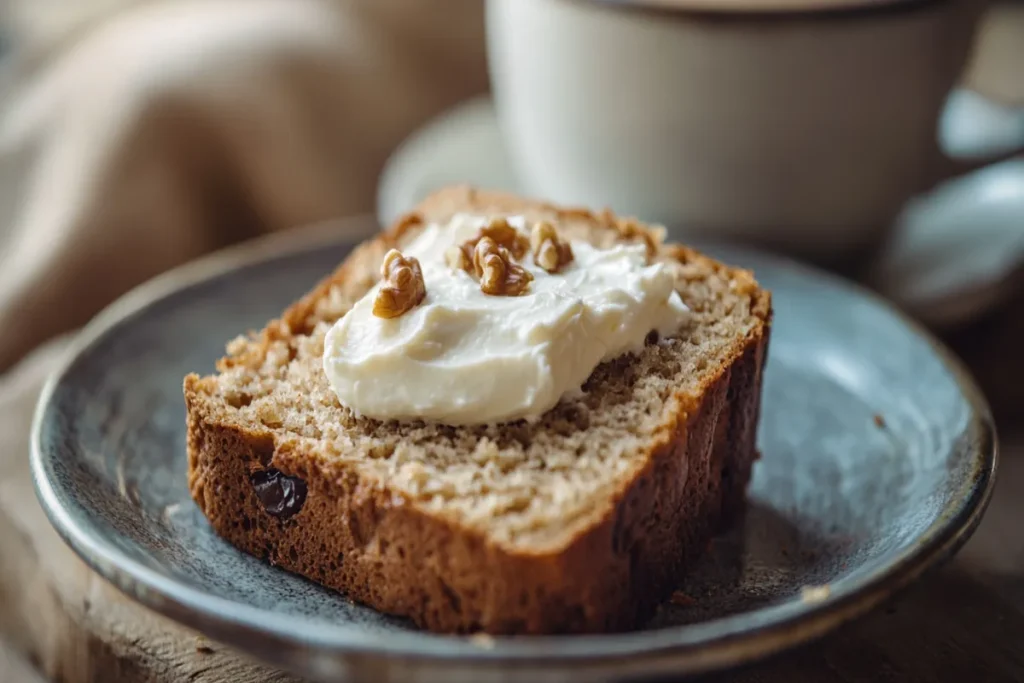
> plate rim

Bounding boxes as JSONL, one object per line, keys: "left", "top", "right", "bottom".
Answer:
{"left": 30, "top": 220, "right": 999, "bottom": 677}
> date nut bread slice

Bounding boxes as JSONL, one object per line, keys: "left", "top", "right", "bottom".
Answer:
{"left": 184, "top": 187, "right": 772, "bottom": 634}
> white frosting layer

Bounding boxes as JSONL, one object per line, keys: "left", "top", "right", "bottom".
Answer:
{"left": 322, "top": 214, "right": 689, "bottom": 425}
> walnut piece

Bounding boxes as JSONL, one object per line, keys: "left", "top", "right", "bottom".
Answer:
{"left": 372, "top": 249, "right": 426, "bottom": 318}
{"left": 473, "top": 236, "right": 533, "bottom": 296}
{"left": 529, "top": 220, "right": 574, "bottom": 273}
{"left": 476, "top": 217, "right": 530, "bottom": 260}
{"left": 444, "top": 217, "right": 534, "bottom": 295}
{"left": 445, "top": 218, "right": 530, "bottom": 273}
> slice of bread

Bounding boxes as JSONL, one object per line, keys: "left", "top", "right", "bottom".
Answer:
{"left": 184, "top": 187, "right": 772, "bottom": 634}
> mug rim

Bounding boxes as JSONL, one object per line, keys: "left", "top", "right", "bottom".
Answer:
{"left": 562, "top": 0, "right": 951, "bottom": 19}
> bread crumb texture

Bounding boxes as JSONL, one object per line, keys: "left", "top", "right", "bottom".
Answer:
{"left": 184, "top": 187, "right": 771, "bottom": 633}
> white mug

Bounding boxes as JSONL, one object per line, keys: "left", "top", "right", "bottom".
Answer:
{"left": 486, "top": 0, "right": 1022, "bottom": 258}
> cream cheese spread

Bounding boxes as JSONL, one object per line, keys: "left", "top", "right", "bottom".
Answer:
{"left": 322, "top": 214, "right": 689, "bottom": 425}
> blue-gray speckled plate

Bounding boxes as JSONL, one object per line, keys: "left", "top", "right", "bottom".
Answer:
{"left": 31, "top": 218, "right": 997, "bottom": 683}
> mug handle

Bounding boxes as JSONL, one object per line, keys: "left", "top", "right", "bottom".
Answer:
{"left": 868, "top": 83, "right": 1024, "bottom": 328}
{"left": 928, "top": 2, "right": 1024, "bottom": 186}
{"left": 866, "top": 3, "right": 1024, "bottom": 328}
{"left": 932, "top": 88, "right": 1024, "bottom": 183}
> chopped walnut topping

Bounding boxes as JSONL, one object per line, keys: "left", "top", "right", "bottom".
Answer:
{"left": 477, "top": 217, "right": 530, "bottom": 260}
{"left": 372, "top": 249, "right": 426, "bottom": 318}
{"left": 529, "top": 220, "right": 574, "bottom": 273}
{"left": 474, "top": 236, "right": 533, "bottom": 296}
{"left": 444, "top": 218, "right": 534, "bottom": 295}
{"left": 444, "top": 218, "right": 528, "bottom": 275}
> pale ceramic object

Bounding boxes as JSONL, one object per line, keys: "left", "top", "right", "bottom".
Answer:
{"left": 32, "top": 224, "right": 995, "bottom": 682}
{"left": 941, "top": 89, "right": 1024, "bottom": 159}
{"left": 376, "top": 96, "right": 1024, "bottom": 327}
{"left": 485, "top": 0, "right": 1018, "bottom": 257}
{"left": 868, "top": 158, "right": 1024, "bottom": 327}
{"left": 584, "top": 0, "right": 924, "bottom": 10}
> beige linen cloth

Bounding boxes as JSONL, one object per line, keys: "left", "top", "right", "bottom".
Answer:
{"left": 0, "top": 7, "right": 483, "bottom": 674}
{"left": 0, "top": 0, "right": 486, "bottom": 375}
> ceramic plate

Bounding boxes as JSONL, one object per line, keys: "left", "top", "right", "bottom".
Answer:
{"left": 31, "top": 219, "right": 997, "bottom": 683}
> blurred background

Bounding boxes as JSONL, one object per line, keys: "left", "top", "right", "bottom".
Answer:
{"left": 0, "top": 0, "right": 1022, "bottom": 681}
{"left": 0, "top": 0, "right": 1022, "bottom": 407}
{"left": 0, "top": 0, "right": 1022, "bottom": 412}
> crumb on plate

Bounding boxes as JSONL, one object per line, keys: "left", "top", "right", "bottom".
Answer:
{"left": 800, "top": 584, "right": 832, "bottom": 603}
{"left": 469, "top": 633, "right": 496, "bottom": 649}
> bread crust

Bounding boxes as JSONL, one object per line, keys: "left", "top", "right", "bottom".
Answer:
{"left": 185, "top": 187, "right": 771, "bottom": 634}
